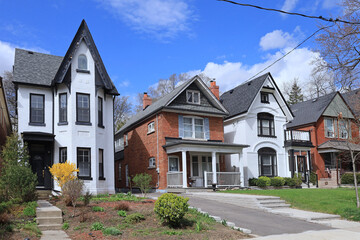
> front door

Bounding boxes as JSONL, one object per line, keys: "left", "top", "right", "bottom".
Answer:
{"left": 29, "top": 143, "right": 52, "bottom": 189}
{"left": 297, "top": 156, "right": 307, "bottom": 182}
{"left": 191, "top": 155, "right": 219, "bottom": 187}
{"left": 31, "top": 153, "right": 45, "bottom": 186}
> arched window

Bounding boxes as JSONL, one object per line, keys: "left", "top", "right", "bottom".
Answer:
{"left": 257, "top": 113, "right": 275, "bottom": 136}
{"left": 78, "top": 54, "right": 87, "bottom": 70}
{"left": 258, "top": 147, "right": 277, "bottom": 177}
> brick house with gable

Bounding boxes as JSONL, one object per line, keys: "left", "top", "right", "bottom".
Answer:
{"left": 115, "top": 76, "right": 249, "bottom": 191}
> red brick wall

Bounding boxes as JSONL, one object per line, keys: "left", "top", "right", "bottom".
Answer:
{"left": 119, "top": 111, "right": 225, "bottom": 190}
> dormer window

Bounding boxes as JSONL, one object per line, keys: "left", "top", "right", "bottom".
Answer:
{"left": 261, "top": 92, "right": 269, "bottom": 103}
{"left": 78, "top": 54, "right": 87, "bottom": 70}
{"left": 148, "top": 121, "right": 155, "bottom": 134}
{"left": 186, "top": 90, "right": 200, "bottom": 104}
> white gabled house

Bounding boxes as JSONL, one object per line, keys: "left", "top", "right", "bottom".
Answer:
{"left": 220, "top": 73, "right": 314, "bottom": 186}
{"left": 13, "top": 20, "right": 119, "bottom": 194}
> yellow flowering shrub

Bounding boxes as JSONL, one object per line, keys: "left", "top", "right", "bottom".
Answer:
{"left": 49, "top": 161, "right": 79, "bottom": 189}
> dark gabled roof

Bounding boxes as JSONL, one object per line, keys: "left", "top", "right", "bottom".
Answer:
{"left": 116, "top": 76, "right": 228, "bottom": 135}
{"left": 13, "top": 49, "right": 63, "bottom": 86}
{"left": 287, "top": 92, "right": 337, "bottom": 128}
{"left": 342, "top": 89, "right": 360, "bottom": 117}
{"left": 53, "top": 20, "right": 118, "bottom": 95}
{"left": 318, "top": 140, "right": 360, "bottom": 152}
{"left": 220, "top": 72, "right": 272, "bottom": 119}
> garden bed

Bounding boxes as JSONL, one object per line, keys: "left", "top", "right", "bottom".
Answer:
{"left": 52, "top": 193, "right": 250, "bottom": 239}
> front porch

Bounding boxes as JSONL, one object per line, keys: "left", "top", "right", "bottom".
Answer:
{"left": 163, "top": 138, "right": 249, "bottom": 189}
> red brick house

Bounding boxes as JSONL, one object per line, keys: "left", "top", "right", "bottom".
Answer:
{"left": 0, "top": 77, "right": 12, "bottom": 164}
{"left": 115, "top": 76, "right": 248, "bottom": 191}
{"left": 287, "top": 92, "right": 360, "bottom": 186}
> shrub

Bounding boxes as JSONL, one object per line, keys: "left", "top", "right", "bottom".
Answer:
{"left": 294, "top": 173, "right": 303, "bottom": 187}
{"left": 83, "top": 191, "right": 92, "bottom": 206}
{"left": 248, "top": 178, "right": 258, "bottom": 186}
{"left": 0, "top": 201, "right": 13, "bottom": 214}
{"left": 62, "top": 222, "right": 69, "bottom": 230}
{"left": 117, "top": 210, "right": 127, "bottom": 217}
{"left": 342, "top": 208, "right": 360, "bottom": 221}
{"left": 23, "top": 201, "right": 37, "bottom": 217}
{"left": 115, "top": 201, "right": 130, "bottom": 211}
{"left": 132, "top": 173, "right": 152, "bottom": 197}
{"left": 62, "top": 179, "right": 84, "bottom": 217}
{"left": 91, "top": 222, "right": 104, "bottom": 231}
{"left": 124, "top": 213, "right": 145, "bottom": 224}
{"left": 154, "top": 193, "right": 189, "bottom": 227}
{"left": 49, "top": 161, "right": 79, "bottom": 189}
{"left": 341, "top": 173, "right": 360, "bottom": 184}
{"left": 270, "top": 177, "right": 285, "bottom": 187}
{"left": 284, "top": 177, "right": 295, "bottom": 187}
{"left": 256, "top": 176, "right": 271, "bottom": 187}
{"left": 103, "top": 227, "right": 122, "bottom": 236}
{"left": 92, "top": 206, "right": 104, "bottom": 212}
{"left": 310, "top": 172, "right": 317, "bottom": 185}
{"left": 0, "top": 133, "right": 38, "bottom": 202}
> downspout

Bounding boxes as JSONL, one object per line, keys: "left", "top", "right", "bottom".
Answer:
{"left": 156, "top": 113, "right": 160, "bottom": 189}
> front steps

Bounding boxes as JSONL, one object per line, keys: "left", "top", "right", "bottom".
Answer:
{"left": 36, "top": 200, "right": 63, "bottom": 231}
{"left": 257, "top": 197, "right": 290, "bottom": 209}
{"left": 37, "top": 190, "right": 53, "bottom": 200}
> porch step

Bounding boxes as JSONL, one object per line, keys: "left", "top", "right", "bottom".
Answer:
{"left": 318, "top": 178, "right": 338, "bottom": 189}
{"left": 36, "top": 216, "right": 63, "bottom": 225}
{"left": 37, "top": 190, "right": 53, "bottom": 200}
{"left": 38, "top": 224, "right": 62, "bottom": 231}
{"left": 36, "top": 200, "right": 63, "bottom": 231}
{"left": 167, "top": 188, "right": 186, "bottom": 193}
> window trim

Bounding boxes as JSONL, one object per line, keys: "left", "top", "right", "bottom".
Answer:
{"left": 147, "top": 121, "right": 155, "bottom": 134}
{"left": 258, "top": 148, "right": 277, "bottom": 177}
{"left": 257, "top": 113, "right": 276, "bottom": 137}
{"left": 59, "top": 93, "right": 68, "bottom": 124}
{"left": 260, "top": 92, "right": 270, "bottom": 104}
{"left": 186, "top": 90, "right": 201, "bottom": 104}
{"left": 339, "top": 119, "right": 350, "bottom": 139}
{"left": 76, "top": 93, "right": 91, "bottom": 125}
{"left": 149, "top": 157, "right": 156, "bottom": 169}
{"left": 59, "top": 147, "right": 67, "bottom": 163}
{"left": 168, "top": 156, "right": 180, "bottom": 172}
{"left": 99, "top": 148, "right": 105, "bottom": 180}
{"left": 98, "top": 97, "right": 104, "bottom": 128}
{"left": 324, "top": 117, "right": 337, "bottom": 138}
{"left": 77, "top": 147, "right": 92, "bottom": 180}
{"left": 78, "top": 54, "right": 88, "bottom": 71}
{"left": 125, "top": 134, "right": 128, "bottom": 147}
{"left": 183, "top": 116, "right": 205, "bottom": 140}
{"left": 29, "top": 93, "right": 45, "bottom": 125}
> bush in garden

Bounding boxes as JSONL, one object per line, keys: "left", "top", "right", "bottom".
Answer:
{"left": 256, "top": 176, "right": 271, "bottom": 187}
{"left": 91, "top": 222, "right": 104, "bottom": 231}
{"left": 92, "top": 206, "right": 104, "bottom": 212}
{"left": 62, "top": 179, "right": 84, "bottom": 217}
{"left": 154, "top": 193, "right": 189, "bottom": 227}
{"left": 103, "top": 227, "right": 122, "bottom": 236}
{"left": 117, "top": 210, "right": 127, "bottom": 217}
{"left": 0, "top": 133, "right": 38, "bottom": 202}
{"left": 82, "top": 191, "right": 92, "bottom": 206}
{"left": 248, "top": 178, "right": 258, "bottom": 186}
{"left": 270, "top": 177, "right": 285, "bottom": 187}
{"left": 114, "top": 201, "right": 130, "bottom": 211}
{"left": 310, "top": 172, "right": 317, "bottom": 185}
{"left": 294, "top": 173, "right": 303, "bottom": 187}
{"left": 284, "top": 177, "right": 295, "bottom": 187}
{"left": 340, "top": 173, "right": 360, "bottom": 184}
{"left": 49, "top": 161, "right": 79, "bottom": 189}
{"left": 132, "top": 173, "right": 152, "bottom": 197}
{"left": 22, "top": 201, "right": 37, "bottom": 217}
{"left": 124, "top": 213, "right": 145, "bottom": 224}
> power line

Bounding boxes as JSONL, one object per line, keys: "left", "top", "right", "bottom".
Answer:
{"left": 218, "top": 0, "right": 360, "bottom": 25}
{"left": 247, "top": 24, "right": 335, "bottom": 82}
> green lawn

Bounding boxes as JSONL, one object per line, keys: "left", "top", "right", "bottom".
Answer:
{"left": 222, "top": 188, "right": 360, "bottom": 221}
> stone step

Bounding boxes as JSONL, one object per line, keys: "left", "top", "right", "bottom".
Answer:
{"left": 262, "top": 203, "right": 291, "bottom": 208}
{"left": 259, "top": 200, "right": 286, "bottom": 205}
{"left": 36, "top": 216, "right": 63, "bottom": 225}
{"left": 38, "top": 224, "right": 62, "bottom": 231}
{"left": 256, "top": 197, "right": 281, "bottom": 201}
{"left": 37, "top": 208, "right": 62, "bottom": 218}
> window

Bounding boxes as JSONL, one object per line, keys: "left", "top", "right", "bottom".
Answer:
{"left": 257, "top": 113, "right": 275, "bottom": 136}
{"left": 261, "top": 92, "right": 269, "bottom": 103}
{"left": 149, "top": 157, "right": 156, "bottom": 168}
{"left": 59, "top": 147, "right": 67, "bottom": 163}
{"left": 183, "top": 117, "right": 205, "bottom": 139}
{"left": 125, "top": 134, "right": 128, "bottom": 146}
{"left": 98, "top": 97, "right": 103, "bottom": 127}
{"left": 76, "top": 93, "right": 90, "bottom": 123}
{"left": 30, "top": 94, "right": 44, "bottom": 124}
{"left": 118, "top": 163, "right": 121, "bottom": 181}
{"left": 192, "top": 156, "right": 199, "bottom": 176}
{"left": 78, "top": 54, "right": 87, "bottom": 70}
{"left": 99, "top": 149, "right": 104, "bottom": 180}
{"left": 168, "top": 156, "right": 179, "bottom": 172}
{"left": 258, "top": 148, "right": 277, "bottom": 177}
{"left": 59, "top": 93, "right": 67, "bottom": 123}
{"left": 325, "top": 118, "right": 337, "bottom": 138}
{"left": 339, "top": 119, "right": 350, "bottom": 139}
{"left": 77, "top": 148, "right": 91, "bottom": 179}
{"left": 148, "top": 122, "right": 155, "bottom": 134}
{"left": 186, "top": 90, "right": 200, "bottom": 104}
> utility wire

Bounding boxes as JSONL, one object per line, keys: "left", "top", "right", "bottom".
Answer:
{"left": 247, "top": 24, "right": 335, "bottom": 82}
{"left": 218, "top": 0, "right": 360, "bottom": 25}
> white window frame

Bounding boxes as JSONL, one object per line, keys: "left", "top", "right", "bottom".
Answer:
{"left": 148, "top": 121, "right": 155, "bottom": 134}
{"left": 125, "top": 134, "right": 128, "bottom": 147}
{"left": 186, "top": 90, "right": 200, "bottom": 104}
{"left": 78, "top": 54, "right": 88, "bottom": 70}
{"left": 183, "top": 116, "right": 205, "bottom": 140}
{"left": 149, "top": 157, "right": 156, "bottom": 168}
{"left": 325, "top": 118, "right": 337, "bottom": 138}
{"left": 168, "top": 156, "right": 180, "bottom": 172}
{"left": 339, "top": 119, "right": 350, "bottom": 139}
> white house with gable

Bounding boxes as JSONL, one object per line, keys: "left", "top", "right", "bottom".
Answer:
{"left": 13, "top": 20, "right": 119, "bottom": 194}
{"left": 220, "top": 73, "right": 314, "bottom": 186}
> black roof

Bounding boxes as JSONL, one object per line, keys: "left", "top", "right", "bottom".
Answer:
{"left": 287, "top": 92, "right": 337, "bottom": 128}
{"left": 13, "top": 49, "right": 63, "bottom": 86}
{"left": 342, "top": 89, "right": 360, "bottom": 117}
{"left": 163, "top": 138, "right": 249, "bottom": 149}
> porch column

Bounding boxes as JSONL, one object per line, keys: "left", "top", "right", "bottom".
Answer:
{"left": 306, "top": 150, "right": 311, "bottom": 187}
{"left": 212, "top": 151, "right": 217, "bottom": 184}
{"left": 239, "top": 153, "right": 245, "bottom": 187}
{"left": 182, "top": 151, "right": 187, "bottom": 188}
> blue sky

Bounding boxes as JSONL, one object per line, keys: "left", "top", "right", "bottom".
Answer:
{"left": 0, "top": 0, "right": 341, "bottom": 105}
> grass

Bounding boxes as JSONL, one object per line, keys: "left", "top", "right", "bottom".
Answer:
{"left": 92, "top": 206, "right": 104, "bottom": 212}
{"left": 22, "top": 201, "right": 37, "bottom": 217}
{"left": 80, "top": 192, "right": 142, "bottom": 203}
{"left": 223, "top": 188, "right": 360, "bottom": 221}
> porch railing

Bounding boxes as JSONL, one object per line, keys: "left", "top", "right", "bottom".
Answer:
{"left": 204, "top": 171, "right": 241, "bottom": 188}
{"left": 285, "top": 130, "right": 311, "bottom": 142}
{"left": 167, "top": 171, "right": 183, "bottom": 188}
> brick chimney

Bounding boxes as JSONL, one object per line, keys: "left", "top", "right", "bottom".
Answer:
{"left": 209, "top": 80, "right": 219, "bottom": 100}
{"left": 143, "top": 92, "right": 152, "bottom": 109}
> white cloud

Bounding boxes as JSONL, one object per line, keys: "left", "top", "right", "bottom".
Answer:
{"left": 322, "top": 0, "right": 340, "bottom": 9}
{"left": 259, "top": 27, "right": 304, "bottom": 51}
{"left": 97, "top": 0, "right": 193, "bottom": 40}
{"left": 281, "top": 0, "right": 299, "bottom": 16}
{"left": 119, "top": 80, "right": 130, "bottom": 87}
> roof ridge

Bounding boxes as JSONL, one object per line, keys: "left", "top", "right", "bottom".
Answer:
{"left": 290, "top": 91, "right": 337, "bottom": 107}
{"left": 222, "top": 72, "right": 270, "bottom": 95}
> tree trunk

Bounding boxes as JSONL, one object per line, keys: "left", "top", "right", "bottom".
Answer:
{"left": 351, "top": 151, "right": 360, "bottom": 208}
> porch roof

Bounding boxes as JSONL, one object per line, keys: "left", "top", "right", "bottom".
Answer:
{"left": 317, "top": 140, "right": 360, "bottom": 153}
{"left": 163, "top": 138, "right": 249, "bottom": 154}
{"left": 22, "top": 132, "right": 55, "bottom": 142}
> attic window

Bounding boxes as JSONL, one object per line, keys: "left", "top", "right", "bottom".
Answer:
{"left": 78, "top": 54, "right": 88, "bottom": 70}
{"left": 186, "top": 90, "right": 200, "bottom": 104}
{"left": 261, "top": 92, "right": 269, "bottom": 103}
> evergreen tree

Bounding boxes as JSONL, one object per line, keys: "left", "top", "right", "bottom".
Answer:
{"left": 288, "top": 80, "right": 304, "bottom": 105}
